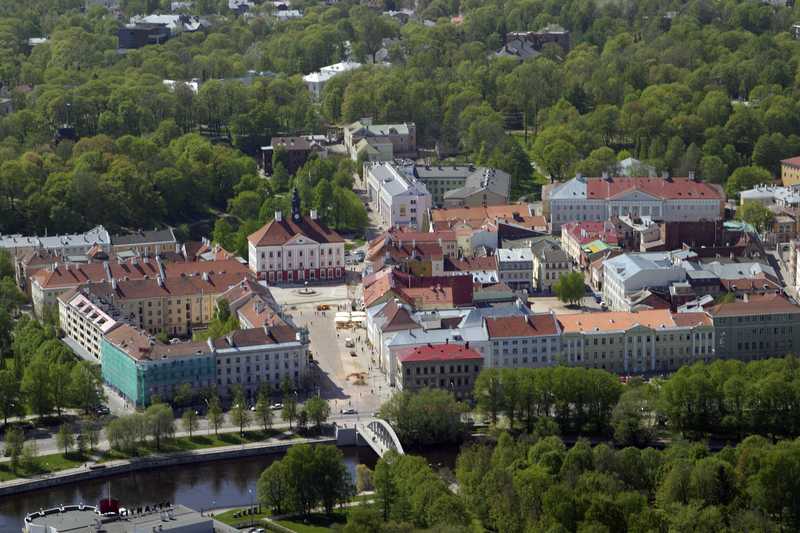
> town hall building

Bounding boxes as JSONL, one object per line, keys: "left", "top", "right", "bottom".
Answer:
{"left": 247, "top": 190, "right": 346, "bottom": 284}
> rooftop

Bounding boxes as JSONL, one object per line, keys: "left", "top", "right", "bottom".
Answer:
{"left": 497, "top": 248, "right": 533, "bottom": 262}
{"left": 485, "top": 314, "right": 560, "bottom": 338}
{"left": 558, "top": 309, "right": 679, "bottom": 333}
{"left": 397, "top": 343, "right": 482, "bottom": 363}
{"left": 248, "top": 214, "right": 344, "bottom": 246}
{"left": 111, "top": 228, "right": 177, "bottom": 247}
{"left": 104, "top": 324, "right": 210, "bottom": 362}
{"left": 0, "top": 225, "right": 110, "bottom": 251}
{"left": 707, "top": 293, "right": 800, "bottom": 317}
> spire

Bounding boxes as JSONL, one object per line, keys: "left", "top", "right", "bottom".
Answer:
{"left": 291, "top": 188, "right": 302, "bottom": 223}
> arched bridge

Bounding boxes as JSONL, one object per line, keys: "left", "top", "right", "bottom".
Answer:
{"left": 356, "top": 418, "right": 405, "bottom": 457}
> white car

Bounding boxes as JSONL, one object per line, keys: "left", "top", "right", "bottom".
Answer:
{"left": 344, "top": 337, "right": 355, "bottom": 348}
{"left": 270, "top": 403, "right": 283, "bottom": 410}
{"left": 341, "top": 408, "right": 357, "bottom": 415}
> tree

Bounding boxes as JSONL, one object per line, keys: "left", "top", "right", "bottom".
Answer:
{"left": 356, "top": 464, "right": 374, "bottom": 493}
{"left": 540, "top": 139, "right": 578, "bottom": 182}
{"left": 173, "top": 383, "right": 194, "bottom": 407}
{"left": 373, "top": 452, "right": 398, "bottom": 521}
{"left": 56, "top": 424, "right": 75, "bottom": 455}
{"left": 282, "top": 397, "right": 298, "bottom": 429}
{"left": 297, "top": 409, "right": 309, "bottom": 432}
{"left": 4, "top": 426, "right": 24, "bottom": 471}
{"left": 208, "top": 396, "right": 224, "bottom": 435}
{"left": 254, "top": 390, "right": 273, "bottom": 432}
{"left": 182, "top": 408, "right": 199, "bottom": 438}
{"left": 0, "top": 368, "right": 20, "bottom": 425}
{"left": 611, "top": 384, "right": 656, "bottom": 447}
{"left": 725, "top": 165, "right": 772, "bottom": 197}
{"left": 145, "top": 403, "right": 175, "bottom": 450}
{"left": 230, "top": 389, "right": 250, "bottom": 436}
{"left": 379, "top": 388, "right": 466, "bottom": 446}
{"left": 68, "top": 361, "right": 103, "bottom": 414}
{"left": 258, "top": 460, "right": 290, "bottom": 515}
{"left": 473, "top": 368, "right": 503, "bottom": 424}
{"left": 305, "top": 396, "right": 330, "bottom": 433}
{"left": 553, "top": 271, "right": 585, "bottom": 307}
{"left": 230, "top": 401, "right": 250, "bottom": 436}
{"left": 21, "top": 353, "right": 54, "bottom": 418}
{"left": 737, "top": 201, "right": 775, "bottom": 233}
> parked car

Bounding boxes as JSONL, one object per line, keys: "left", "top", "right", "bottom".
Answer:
{"left": 344, "top": 337, "right": 355, "bottom": 347}
{"left": 354, "top": 250, "right": 365, "bottom": 262}
{"left": 350, "top": 351, "right": 358, "bottom": 357}
{"left": 341, "top": 408, "right": 357, "bottom": 415}
{"left": 270, "top": 403, "right": 283, "bottom": 410}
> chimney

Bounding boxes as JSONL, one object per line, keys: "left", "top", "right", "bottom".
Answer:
{"left": 465, "top": 341, "right": 470, "bottom": 349}
{"left": 602, "top": 171, "right": 610, "bottom": 181}
{"left": 688, "top": 170, "right": 696, "bottom": 181}
{"left": 157, "top": 275, "right": 164, "bottom": 288}
{"left": 310, "top": 209, "right": 318, "bottom": 220}
{"left": 202, "top": 272, "right": 209, "bottom": 282}
{"left": 275, "top": 210, "right": 282, "bottom": 222}
{"left": 662, "top": 170, "right": 670, "bottom": 180}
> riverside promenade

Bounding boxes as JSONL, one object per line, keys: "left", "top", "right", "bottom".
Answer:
{"left": 0, "top": 434, "right": 336, "bottom": 497}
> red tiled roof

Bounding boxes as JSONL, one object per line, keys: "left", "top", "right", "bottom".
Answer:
{"left": 379, "top": 299, "right": 420, "bottom": 332}
{"left": 562, "top": 221, "right": 620, "bottom": 245}
{"left": 585, "top": 177, "right": 723, "bottom": 200}
{"left": 781, "top": 156, "right": 800, "bottom": 167}
{"left": 32, "top": 259, "right": 248, "bottom": 289}
{"left": 485, "top": 314, "right": 559, "bottom": 338}
{"left": 397, "top": 343, "right": 482, "bottom": 363}
{"left": 445, "top": 256, "right": 498, "bottom": 273}
{"left": 248, "top": 216, "right": 344, "bottom": 246}
{"left": 430, "top": 204, "right": 531, "bottom": 223}
{"left": 672, "top": 312, "right": 712, "bottom": 327}
{"left": 707, "top": 293, "right": 800, "bottom": 317}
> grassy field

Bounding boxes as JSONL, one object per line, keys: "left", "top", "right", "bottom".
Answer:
{"left": 100, "top": 429, "right": 293, "bottom": 461}
{"left": 213, "top": 506, "right": 271, "bottom": 527}
{"left": 273, "top": 512, "right": 348, "bottom": 532}
{"left": 0, "top": 452, "right": 88, "bottom": 482}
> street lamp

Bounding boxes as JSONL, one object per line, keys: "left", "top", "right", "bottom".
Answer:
{"left": 248, "top": 488, "right": 255, "bottom": 526}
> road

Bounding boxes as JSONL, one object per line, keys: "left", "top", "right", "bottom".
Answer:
{"left": 0, "top": 412, "right": 367, "bottom": 461}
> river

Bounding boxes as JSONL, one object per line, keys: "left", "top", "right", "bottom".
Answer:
{"left": 0, "top": 447, "right": 379, "bottom": 531}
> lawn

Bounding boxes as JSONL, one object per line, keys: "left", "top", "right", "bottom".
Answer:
{"left": 100, "top": 429, "right": 289, "bottom": 461}
{"left": 0, "top": 451, "right": 88, "bottom": 482}
{"left": 213, "top": 506, "right": 271, "bottom": 528}
{"left": 274, "top": 512, "right": 348, "bottom": 532}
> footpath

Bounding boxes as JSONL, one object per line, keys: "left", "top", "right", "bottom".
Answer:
{"left": 0, "top": 434, "right": 336, "bottom": 497}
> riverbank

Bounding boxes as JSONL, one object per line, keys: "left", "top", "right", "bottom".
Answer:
{"left": 0, "top": 435, "right": 336, "bottom": 497}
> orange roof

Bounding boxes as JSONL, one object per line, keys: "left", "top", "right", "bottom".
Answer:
{"left": 430, "top": 204, "right": 531, "bottom": 223}
{"left": 558, "top": 309, "right": 677, "bottom": 333}
{"left": 781, "top": 156, "right": 800, "bottom": 167}
{"left": 248, "top": 216, "right": 343, "bottom": 246}
{"left": 672, "top": 312, "right": 712, "bottom": 327}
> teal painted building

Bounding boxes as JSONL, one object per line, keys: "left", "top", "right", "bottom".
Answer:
{"left": 100, "top": 325, "right": 216, "bottom": 407}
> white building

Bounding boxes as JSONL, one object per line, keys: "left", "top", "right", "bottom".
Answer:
{"left": 602, "top": 252, "right": 688, "bottom": 311}
{"left": 247, "top": 190, "right": 346, "bottom": 284}
{"left": 739, "top": 184, "right": 800, "bottom": 208}
{"left": 58, "top": 288, "right": 121, "bottom": 359}
{"left": 484, "top": 313, "right": 561, "bottom": 368}
{"left": 0, "top": 225, "right": 110, "bottom": 256}
{"left": 544, "top": 174, "right": 725, "bottom": 231}
{"left": 364, "top": 162, "right": 432, "bottom": 230}
{"left": 302, "top": 61, "right": 361, "bottom": 100}
{"left": 496, "top": 248, "right": 534, "bottom": 291}
{"left": 210, "top": 326, "right": 310, "bottom": 399}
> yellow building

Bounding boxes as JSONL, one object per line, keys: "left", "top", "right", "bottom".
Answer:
{"left": 781, "top": 156, "right": 800, "bottom": 186}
